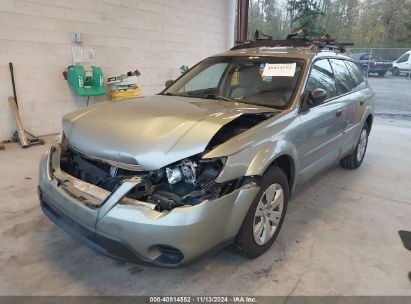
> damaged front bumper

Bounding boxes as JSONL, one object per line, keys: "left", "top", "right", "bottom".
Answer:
{"left": 38, "top": 144, "right": 260, "bottom": 267}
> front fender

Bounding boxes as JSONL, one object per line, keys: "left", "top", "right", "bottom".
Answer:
{"left": 215, "top": 139, "right": 299, "bottom": 183}
{"left": 204, "top": 110, "right": 302, "bottom": 183}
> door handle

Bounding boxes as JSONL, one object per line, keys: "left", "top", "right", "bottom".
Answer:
{"left": 360, "top": 100, "right": 365, "bottom": 106}
{"left": 336, "top": 109, "right": 343, "bottom": 117}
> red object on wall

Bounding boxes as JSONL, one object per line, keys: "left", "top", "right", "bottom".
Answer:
{"left": 62, "top": 71, "right": 67, "bottom": 80}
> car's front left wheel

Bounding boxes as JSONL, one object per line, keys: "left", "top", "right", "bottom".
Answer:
{"left": 235, "top": 166, "right": 289, "bottom": 258}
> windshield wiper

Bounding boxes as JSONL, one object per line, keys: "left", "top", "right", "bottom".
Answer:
{"left": 186, "top": 92, "right": 231, "bottom": 101}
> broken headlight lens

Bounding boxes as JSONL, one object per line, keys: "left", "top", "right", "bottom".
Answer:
{"left": 166, "top": 159, "right": 197, "bottom": 185}
{"left": 165, "top": 157, "right": 226, "bottom": 186}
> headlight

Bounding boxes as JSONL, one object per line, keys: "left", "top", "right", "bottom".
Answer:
{"left": 165, "top": 157, "right": 225, "bottom": 186}
{"left": 166, "top": 160, "right": 197, "bottom": 185}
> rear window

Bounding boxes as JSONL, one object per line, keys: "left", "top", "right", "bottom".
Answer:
{"left": 329, "top": 59, "right": 356, "bottom": 95}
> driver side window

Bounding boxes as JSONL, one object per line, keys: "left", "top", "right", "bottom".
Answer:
{"left": 306, "top": 59, "right": 337, "bottom": 102}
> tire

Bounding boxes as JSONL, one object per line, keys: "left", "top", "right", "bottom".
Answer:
{"left": 235, "top": 166, "right": 289, "bottom": 258}
{"left": 392, "top": 67, "right": 400, "bottom": 76}
{"left": 340, "top": 123, "right": 369, "bottom": 170}
{"left": 378, "top": 71, "right": 387, "bottom": 77}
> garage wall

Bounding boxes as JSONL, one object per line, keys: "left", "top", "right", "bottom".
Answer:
{"left": 0, "top": 0, "right": 236, "bottom": 140}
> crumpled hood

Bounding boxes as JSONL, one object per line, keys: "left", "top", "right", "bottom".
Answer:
{"left": 63, "top": 95, "right": 274, "bottom": 170}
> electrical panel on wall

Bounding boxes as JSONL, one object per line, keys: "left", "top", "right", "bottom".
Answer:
{"left": 72, "top": 32, "right": 82, "bottom": 44}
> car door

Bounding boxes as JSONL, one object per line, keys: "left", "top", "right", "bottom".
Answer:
{"left": 404, "top": 54, "right": 411, "bottom": 74}
{"left": 298, "top": 58, "right": 345, "bottom": 182}
{"left": 328, "top": 59, "right": 359, "bottom": 152}
{"left": 340, "top": 60, "right": 371, "bottom": 153}
{"left": 397, "top": 54, "right": 410, "bottom": 73}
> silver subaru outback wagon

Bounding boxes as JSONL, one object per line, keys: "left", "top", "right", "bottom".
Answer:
{"left": 38, "top": 39, "right": 374, "bottom": 267}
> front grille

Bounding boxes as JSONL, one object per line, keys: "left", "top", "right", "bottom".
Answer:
{"left": 60, "top": 147, "right": 146, "bottom": 192}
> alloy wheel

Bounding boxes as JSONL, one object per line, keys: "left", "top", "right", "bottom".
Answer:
{"left": 253, "top": 183, "right": 284, "bottom": 246}
{"left": 357, "top": 129, "right": 368, "bottom": 162}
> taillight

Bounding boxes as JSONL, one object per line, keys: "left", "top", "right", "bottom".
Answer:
{"left": 372, "top": 61, "right": 378, "bottom": 67}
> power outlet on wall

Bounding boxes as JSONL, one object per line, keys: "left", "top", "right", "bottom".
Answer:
{"left": 72, "top": 32, "right": 82, "bottom": 44}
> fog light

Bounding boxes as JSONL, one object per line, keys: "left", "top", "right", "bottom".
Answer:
{"left": 166, "top": 167, "right": 182, "bottom": 184}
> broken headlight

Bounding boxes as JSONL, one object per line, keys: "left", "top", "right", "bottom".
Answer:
{"left": 165, "top": 157, "right": 226, "bottom": 186}
{"left": 166, "top": 160, "right": 197, "bottom": 185}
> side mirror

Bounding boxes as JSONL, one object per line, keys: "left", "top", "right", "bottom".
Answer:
{"left": 308, "top": 88, "right": 327, "bottom": 106}
{"left": 165, "top": 79, "right": 174, "bottom": 88}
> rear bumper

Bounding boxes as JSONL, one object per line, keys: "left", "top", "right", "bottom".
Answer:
{"left": 38, "top": 145, "right": 259, "bottom": 266}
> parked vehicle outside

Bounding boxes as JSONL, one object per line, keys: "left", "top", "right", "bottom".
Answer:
{"left": 392, "top": 50, "right": 411, "bottom": 76}
{"left": 351, "top": 53, "right": 393, "bottom": 77}
{"left": 38, "top": 40, "right": 374, "bottom": 267}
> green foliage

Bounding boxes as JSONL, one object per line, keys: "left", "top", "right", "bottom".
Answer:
{"left": 287, "top": 0, "right": 325, "bottom": 35}
{"left": 244, "top": 0, "right": 411, "bottom": 47}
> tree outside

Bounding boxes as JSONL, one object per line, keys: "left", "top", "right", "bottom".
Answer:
{"left": 246, "top": 0, "right": 411, "bottom": 48}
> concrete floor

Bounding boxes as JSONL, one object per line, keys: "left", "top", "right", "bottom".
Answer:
{"left": 367, "top": 75, "right": 411, "bottom": 120}
{"left": 0, "top": 117, "right": 410, "bottom": 296}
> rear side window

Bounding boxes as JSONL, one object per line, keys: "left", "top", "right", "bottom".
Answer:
{"left": 329, "top": 59, "right": 356, "bottom": 95}
{"left": 344, "top": 61, "right": 365, "bottom": 88}
{"left": 306, "top": 59, "right": 337, "bottom": 100}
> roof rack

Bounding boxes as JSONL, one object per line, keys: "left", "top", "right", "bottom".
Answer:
{"left": 232, "top": 30, "right": 353, "bottom": 53}
{"left": 231, "top": 39, "right": 310, "bottom": 50}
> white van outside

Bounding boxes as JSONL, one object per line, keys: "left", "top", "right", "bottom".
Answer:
{"left": 392, "top": 50, "right": 411, "bottom": 76}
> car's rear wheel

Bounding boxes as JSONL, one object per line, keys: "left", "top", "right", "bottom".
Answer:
{"left": 378, "top": 71, "right": 386, "bottom": 77}
{"left": 392, "top": 67, "right": 400, "bottom": 76}
{"left": 340, "top": 123, "right": 369, "bottom": 169}
{"left": 235, "top": 166, "right": 288, "bottom": 258}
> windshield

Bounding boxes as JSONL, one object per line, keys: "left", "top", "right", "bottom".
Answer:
{"left": 162, "top": 56, "right": 304, "bottom": 109}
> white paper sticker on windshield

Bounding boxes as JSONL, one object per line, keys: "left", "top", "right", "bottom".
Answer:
{"left": 262, "top": 63, "right": 296, "bottom": 77}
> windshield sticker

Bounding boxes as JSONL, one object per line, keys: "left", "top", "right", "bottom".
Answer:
{"left": 262, "top": 63, "right": 296, "bottom": 77}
